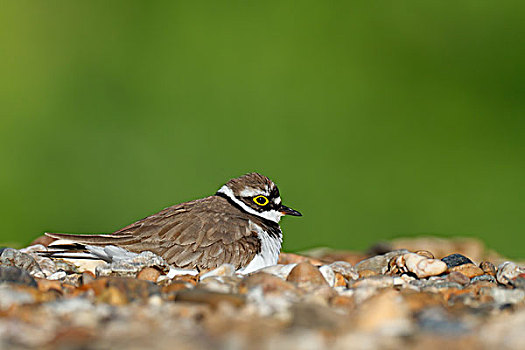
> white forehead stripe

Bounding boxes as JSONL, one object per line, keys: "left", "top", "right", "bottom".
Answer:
{"left": 217, "top": 185, "right": 283, "bottom": 223}
{"left": 240, "top": 187, "right": 270, "bottom": 197}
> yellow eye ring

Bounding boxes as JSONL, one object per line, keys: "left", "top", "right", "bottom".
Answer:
{"left": 253, "top": 195, "right": 269, "bottom": 206}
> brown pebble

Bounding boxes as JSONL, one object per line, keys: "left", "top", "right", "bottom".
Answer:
{"left": 36, "top": 278, "right": 63, "bottom": 293}
{"left": 137, "top": 267, "right": 161, "bottom": 282}
{"left": 278, "top": 252, "right": 324, "bottom": 266}
{"left": 239, "top": 272, "right": 297, "bottom": 294}
{"left": 333, "top": 272, "right": 347, "bottom": 287}
{"left": 415, "top": 250, "right": 434, "bottom": 259}
{"left": 287, "top": 262, "right": 327, "bottom": 286}
{"left": 358, "top": 269, "right": 379, "bottom": 278}
{"left": 449, "top": 263, "right": 484, "bottom": 278}
{"left": 446, "top": 271, "right": 470, "bottom": 286}
{"left": 173, "top": 275, "right": 198, "bottom": 286}
{"left": 480, "top": 261, "right": 497, "bottom": 276}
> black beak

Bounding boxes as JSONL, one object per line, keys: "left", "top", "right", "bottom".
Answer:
{"left": 280, "top": 205, "right": 302, "bottom": 217}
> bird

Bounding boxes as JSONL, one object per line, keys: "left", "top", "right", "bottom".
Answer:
{"left": 44, "top": 172, "right": 302, "bottom": 274}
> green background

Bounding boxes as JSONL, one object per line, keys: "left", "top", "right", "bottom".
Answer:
{"left": 1, "top": 2, "right": 524, "bottom": 258}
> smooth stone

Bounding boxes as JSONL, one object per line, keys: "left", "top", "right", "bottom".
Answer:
{"left": 200, "top": 264, "right": 235, "bottom": 280}
{"left": 48, "top": 270, "right": 67, "bottom": 280}
{"left": 355, "top": 250, "right": 409, "bottom": 274}
{"left": 446, "top": 271, "right": 471, "bottom": 286}
{"left": 319, "top": 265, "right": 336, "bottom": 286}
{"left": 0, "top": 266, "right": 38, "bottom": 287}
{"left": 286, "top": 262, "right": 328, "bottom": 286}
{"left": 239, "top": 272, "right": 297, "bottom": 295}
{"left": 441, "top": 253, "right": 474, "bottom": 268}
{"left": 496, "top": 262, "right": 525, "bottom": 285}
{"left": 257, "top": 263, "right": 297, "bottom": 280}
{"left": 480, "top": 261, "right": 497, "bottom": 276}
{"left": 449, "top": 263, "right": 484, "bottom": 278}
{"left": 137, "top": 267, "right": 162, "bottom": 282}
{"left": 395, "top": 253, "right": 448, "bottom": 278}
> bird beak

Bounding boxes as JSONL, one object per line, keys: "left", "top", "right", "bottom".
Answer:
{"left": 280, "top": 205, "right": 302, "bottom": 216}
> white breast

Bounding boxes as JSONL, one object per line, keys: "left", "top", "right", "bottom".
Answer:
{"left": 237, "top": 220, "right": 282, "bottom": 274}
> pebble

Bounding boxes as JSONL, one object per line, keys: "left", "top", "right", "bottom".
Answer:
{"left": 318, "top": 265, "right": 336, "bottom": 286}
{"left": 258, "top": 263, "right": 297, "bottom": 279}
{"left": 479, "top": 261, "right": 497, "bottom": 276}
{"left": 496, "top": 261, "right": 525, "bottom": 285}
{"left": 333, "top": 272, "right": 347, "bottom": 287}
{"left": 47, "top": 271, "right": 67, "bottom": 281}
{"left": 82, "top": 277, "right": 160, "bottom": 303}
{"left": 355, "top": 250, "right": 409, "bottom": 274}
{"left": 327, "top": 261, "right": 359, "bottom": 280}
{"left": 198, "top": 276, "right": 236, "bottom": 293}
{"left": 0, "top": 248, "right": 44, "bottom": 278}
{"left": 0, "top": 266, "right": 38, "bottom": 287}
{"left": 449, "top": 263, "right": 484, "bottom": 278}
{"left": 394, "top": 253, "right": 448, "bottom": 278}
{"left": 446, "top": 271, "right": 471, "bottom": 286}
{"left": 96, "top": 251, "right": 169, "bottom": 277}
{"left": 441, "top": 253, "right": 474, "bottom": 268}
{"left": 137, "top": 267, "right": 162, "bottom": 282}
{"left": 414, "top": 250, "right": 434, "bottom": 259}
{"left": 199, "top": 264, "right": 235, "bottom": 280}
{"left": 286, "top": 262, "right": 327, "bottom": 286}
{"left": 239, "top": 272, "right": 297, "bottom": 295}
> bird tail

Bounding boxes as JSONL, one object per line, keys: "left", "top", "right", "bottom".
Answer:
{"left": 41, "top": 232, "right": 137, "bottom": 261}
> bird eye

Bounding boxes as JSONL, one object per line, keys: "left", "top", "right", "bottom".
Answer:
{"left": 253, "top": 195, "right": 269, "bottom": 206}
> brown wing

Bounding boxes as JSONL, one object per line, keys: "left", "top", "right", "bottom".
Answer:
{"left": 47, "top": 196, "right": 261, "bottom": 270}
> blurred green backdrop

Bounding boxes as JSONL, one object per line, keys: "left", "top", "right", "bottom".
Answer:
{"left": 1, "top": 1, "right": 524, "bottom": 258}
